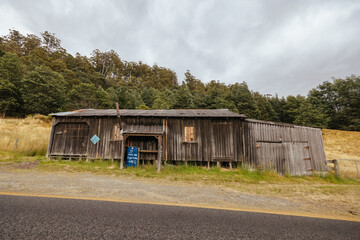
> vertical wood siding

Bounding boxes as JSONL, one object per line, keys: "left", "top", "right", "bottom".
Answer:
{"left": 48, "top": 116, "right": 327, "bottom": 175}
{"left": 167, "top": 118, "right": 202, "bottom": 161}
{"left": 51, "top": 122, "right": 89, "bottom": 156}
{"left": 244, "top": 120, "right": 327, "bottom": 175}
{"left": 49, "top": 117, "right": 122, "bottom": 159}
{"left": 211, "top": 119, "right": 234, "bottom": 161}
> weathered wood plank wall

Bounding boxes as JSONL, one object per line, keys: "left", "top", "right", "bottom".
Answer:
{"left": 49, "top": 117, "right": 122, "bottom": 159}
{"left": 167, "top": 118, "right": 203, "bottom": 161}
{"left": 47, "top": 116, "right": 327, "bottom": 175}
{"left": 244, "top": 120, "right": 327, "bottom": 175}
{"left": 166, "top": 118, "right": 243, "bottom": 162}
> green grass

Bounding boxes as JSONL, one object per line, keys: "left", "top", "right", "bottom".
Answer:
{"left": 35, "top": 159, "right": 359, "bottom": 185}
{"left": 0, "top": 151, "right": 46, "bottom": 163}
{"left": 1, "top": 149, "right": 358, "bottom": 186}
{"left": 1, "top": 156, "right": 359, "bottom": 202}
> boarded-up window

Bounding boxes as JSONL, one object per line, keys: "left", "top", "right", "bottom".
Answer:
{"left": 112, "top": 125, "right": 121, "bottom": 141}
{"left": 185, "top": 126, "right": 195, "bottom": 142}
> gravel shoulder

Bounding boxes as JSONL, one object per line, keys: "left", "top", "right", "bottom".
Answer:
{"left": 0, "top": 163, "right": 359, "bottom": 222}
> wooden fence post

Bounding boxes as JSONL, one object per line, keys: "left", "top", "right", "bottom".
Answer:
{"left": 334, "top": 159, "right": 340, "bottom": 177}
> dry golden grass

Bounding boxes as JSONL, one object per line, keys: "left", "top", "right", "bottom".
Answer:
{"left": 322, "top": 129, "right": 360, "bottom": 178}
{"left": 322, "top": 129, "right": 360, "bottom": 159}
{"left": 0, "top": 115, "right": 52, "bottom": 156}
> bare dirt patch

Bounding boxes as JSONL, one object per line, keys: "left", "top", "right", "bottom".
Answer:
{"left": 14, "top": 161, "right": 39, "bottom": 169}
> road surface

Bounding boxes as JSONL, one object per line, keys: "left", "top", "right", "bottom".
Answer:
{"left": 0, "top": 194, "right": 359, "bottom": 239}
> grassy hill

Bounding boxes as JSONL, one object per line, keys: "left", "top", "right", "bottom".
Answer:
{"left": 322, "top": 129, "right": 360, "bottom": 178}
{"left": 322, "top": 129, "right": 360, "bottom": 160}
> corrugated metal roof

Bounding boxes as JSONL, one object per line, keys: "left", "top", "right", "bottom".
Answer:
{"left": 245, "top": 118, "right": 320, "bottom": 130}
{"left": 50, "top": 109, "right": 246, "bottom": 118}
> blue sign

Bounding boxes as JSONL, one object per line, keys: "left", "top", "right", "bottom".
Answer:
{"left": 126, "top": 147, "right": 138, "bottom": 167}
{"left": 90, "top": 134, "right": 100, "bottom": 144}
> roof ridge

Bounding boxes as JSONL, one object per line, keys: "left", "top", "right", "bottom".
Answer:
{"left": 50, "top": 109, "right": 246, "bottom": 118}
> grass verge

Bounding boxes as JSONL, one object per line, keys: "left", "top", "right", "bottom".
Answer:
{"left": 0, "top": 151, "right": 46, "bottom": 163}
{"left": 36, "top": 159, "right": 359, "bottom": 185}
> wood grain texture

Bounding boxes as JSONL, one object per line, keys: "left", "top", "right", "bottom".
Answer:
{"left": 48, "top": 115, "right": 327, "bottom": 175}
{"left": 244, "top": 121, "right": 327, "bottom": 175}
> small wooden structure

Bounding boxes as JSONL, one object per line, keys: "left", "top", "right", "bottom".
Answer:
{"left": 46, "top": 109, "right": 327, "bottom": 175}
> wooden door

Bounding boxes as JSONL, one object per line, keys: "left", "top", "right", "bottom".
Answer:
{"left": 283, "top": 142, "right": 311, "bottom": 176}
{"left": 51, "top": 122, "right": 90, "bottom": 156}
{"left": 211, "top": 120, "right": 234, "bottom": 161}
{"left": 255, "top": 141, "right": 311, "bottom": 175}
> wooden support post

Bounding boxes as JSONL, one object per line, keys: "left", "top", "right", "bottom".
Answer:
{"left": 242, "top": 121, "right": 246, "bottom": 164}
{"left": 137, "top": 148, "right": 140, "bottom": 167}
{"left": 162, "top": 118, "right": 166, "bottom": 166}
{"left": 120, "top": 136, "right": 125, "bottom": 169}
{"left": 185, "top": 161, "right": 188, "bottom": 166}
{"left": 229, "top": 161, "right": 232, "bottom": 170}
{"left": 116, "top": 102, "right": 123, "bottom": 168}
{"left": 207, "top": 161, "right": 210, "bottom": 170}
{"left": 157, "top": 136, "right": 162, "bottom": 172}
{"left": 165, "top": 118, "right": 168, "bottom": 164}
{"left": 95, "top": 118, "right": 101, "bottom": 159}
{"left": 217, "top": 161, "right": 220, "bottom": 168}
{"left": 116, "top": 102, "right": 122, "bottom": 128}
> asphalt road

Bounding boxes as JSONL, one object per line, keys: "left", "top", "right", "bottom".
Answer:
{"left": 0, "top": 195, "right": 359, "bottom": 239}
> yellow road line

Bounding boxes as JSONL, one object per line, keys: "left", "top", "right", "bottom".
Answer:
{"left": 0, "top": 191, "right": 359, "bottom": 223}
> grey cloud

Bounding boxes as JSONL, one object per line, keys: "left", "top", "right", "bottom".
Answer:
{"left": 1, "top": 0, "right": 360, "bottom": 96}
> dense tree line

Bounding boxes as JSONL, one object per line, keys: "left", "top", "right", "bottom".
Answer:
{"left": 0, "top": 30, "right": 359, "bottom": 130}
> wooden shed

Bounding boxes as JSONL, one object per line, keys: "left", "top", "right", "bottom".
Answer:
{"left": 46, "top": 109, "right": 327, "bottom": 175}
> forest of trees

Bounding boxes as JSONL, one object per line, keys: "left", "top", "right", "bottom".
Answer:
{"left": 0, "top": 29, "right": 359, "bottom": 130}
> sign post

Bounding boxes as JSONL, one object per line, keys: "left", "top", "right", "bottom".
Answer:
{"left": 126, "top": 147, "right": 139, "bottom": 167}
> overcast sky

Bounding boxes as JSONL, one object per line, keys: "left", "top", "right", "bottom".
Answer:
{"left": 1, "top": 0, "right": 360, "bottom": 96}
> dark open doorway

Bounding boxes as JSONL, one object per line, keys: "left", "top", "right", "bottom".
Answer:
{"left": 124, "top": 134, "right": 162, "bottom": 165}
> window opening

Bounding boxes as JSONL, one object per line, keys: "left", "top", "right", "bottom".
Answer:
{"left": 185, "top": 126, "right": 195, "bottom": 142}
